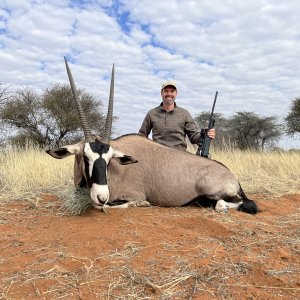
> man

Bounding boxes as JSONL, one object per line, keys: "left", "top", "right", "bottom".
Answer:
{"left": 138, "top": 81, "right": 215, "bottom": 152}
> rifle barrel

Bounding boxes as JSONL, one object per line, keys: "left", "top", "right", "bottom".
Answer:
{"left": 208, "top": 91, "right": 218, "bottom": 129}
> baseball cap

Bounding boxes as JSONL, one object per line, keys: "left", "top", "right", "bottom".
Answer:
{"left": 161, "top": 81, "right": 177, "bottom": 91}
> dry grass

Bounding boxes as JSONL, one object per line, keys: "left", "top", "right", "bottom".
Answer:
{"left": 214, "top": 149, "right": 300, "bottom": 196}
{"left": 0, "top": 144, "right": 73, "bottom": 202}
{"left": 0, "top": 144, "right": 299, "bottom": 208}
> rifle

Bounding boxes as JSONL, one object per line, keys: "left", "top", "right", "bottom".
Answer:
{"left": 196, "top": 91, "right": 218, "bottom": 158}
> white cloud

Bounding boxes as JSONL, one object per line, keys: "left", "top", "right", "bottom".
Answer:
{"left": 0, "top": 0, "right": 299, "bottom": 148}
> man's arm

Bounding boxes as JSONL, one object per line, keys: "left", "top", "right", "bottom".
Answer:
{"left": 138, "top": 112, "right": 152, "bottom": 137}
{"left": 185, "top": 112, "right": 215, "bottom": 144}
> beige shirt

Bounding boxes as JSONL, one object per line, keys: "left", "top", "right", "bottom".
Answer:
{"left": 138, "top": 103, "right": 200, "bottom": 151}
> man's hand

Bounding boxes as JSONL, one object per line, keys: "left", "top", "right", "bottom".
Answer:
{"left": 207, "top": 128, "right": 216, "bottom": 139}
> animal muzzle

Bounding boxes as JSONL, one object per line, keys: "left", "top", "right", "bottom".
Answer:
{"left": 90, "top": 184, "right": 110, "bottom": 206}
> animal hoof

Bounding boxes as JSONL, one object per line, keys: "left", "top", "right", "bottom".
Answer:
{"left": 215, "top": 200, "right": 227, "bottom": 213}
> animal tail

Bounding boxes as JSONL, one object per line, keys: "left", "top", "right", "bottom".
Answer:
{"left": 237, "top": 186, "right": 259, "bottom": 214}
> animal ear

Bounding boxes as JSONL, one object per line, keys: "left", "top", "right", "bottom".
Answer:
{"left": 112, "top": 149, "right": 138, "bottom": 165}
{"left": 46, "top": 148, "right": 73, "bottom": 159}
{"left": 46, "top": 144, "right": 81, "bottom": 159}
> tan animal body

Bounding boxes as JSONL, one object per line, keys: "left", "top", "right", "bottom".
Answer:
{"left": 46, "top": 58, "right": 258, "bottom": 214}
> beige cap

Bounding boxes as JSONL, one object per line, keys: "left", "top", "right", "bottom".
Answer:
{"left": 161, "top": 81, "right": 177, "bottom": 91}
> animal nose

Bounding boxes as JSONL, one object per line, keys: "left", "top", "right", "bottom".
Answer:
{"left": 90, "top": 184, "right": 110, "bottom": 206}
{"left": 97, "top": 195, "right": 108, "bottom": 205}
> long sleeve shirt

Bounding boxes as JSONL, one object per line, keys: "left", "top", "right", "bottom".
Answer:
{"left": 138, "top": 103, "right": 200, "bottom": 151}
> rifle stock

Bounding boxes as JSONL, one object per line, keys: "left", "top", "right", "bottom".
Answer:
{"left": 196, "top": 91, "right": 218, "bottom": 158}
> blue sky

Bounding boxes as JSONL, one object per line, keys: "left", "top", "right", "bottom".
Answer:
{"left": 0, "top": 0, "right": 299, "bottom": 149}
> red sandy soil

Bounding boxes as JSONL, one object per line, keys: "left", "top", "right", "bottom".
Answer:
{"left": 0, "top": 194, "right": 299, "bottom": 299}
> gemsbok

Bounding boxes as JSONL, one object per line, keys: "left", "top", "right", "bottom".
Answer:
{"left": 46, "top": 58, "right": 259, "bottom": 214}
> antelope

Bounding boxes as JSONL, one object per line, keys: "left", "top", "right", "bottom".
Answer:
{"left": 46, "top": 58, "right": 259, "bottom": 214}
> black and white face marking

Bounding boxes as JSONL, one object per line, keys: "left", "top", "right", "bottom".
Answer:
{"left": 83, "top": 141, "right": 115, "bottom": 206}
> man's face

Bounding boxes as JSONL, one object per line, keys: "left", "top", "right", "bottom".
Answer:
{"left": 161, "top": 86, "right": 177, "bottom": 106}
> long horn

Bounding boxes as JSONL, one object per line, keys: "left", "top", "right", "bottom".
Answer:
{"left": 102, "top": 63, "right": 114, "bottom": 142}
{"left": 64, "top": 56, "right": 92, "bottom": 141}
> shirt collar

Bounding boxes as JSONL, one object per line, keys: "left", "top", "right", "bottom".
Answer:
{"left": 159, "top": 102, "right": 177, "bottom": 112}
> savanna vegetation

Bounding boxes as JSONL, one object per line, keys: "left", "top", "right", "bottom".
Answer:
{"left": 0, "top": 143, "right": 299, "bottom": 214}
{"left": 0, "top": 84, "right": 107, "bottom": 147}
{"left": 0, "top": 83, "right": 299, "bottom": 209}
{"left": 285, "top": 98, "right": 300, "bottom": 136}
{"left": 0, "top": 83, "right": 299, "bottom": 151}
{"left": 195, "top": 111, "right": 282, "bottom": 151}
